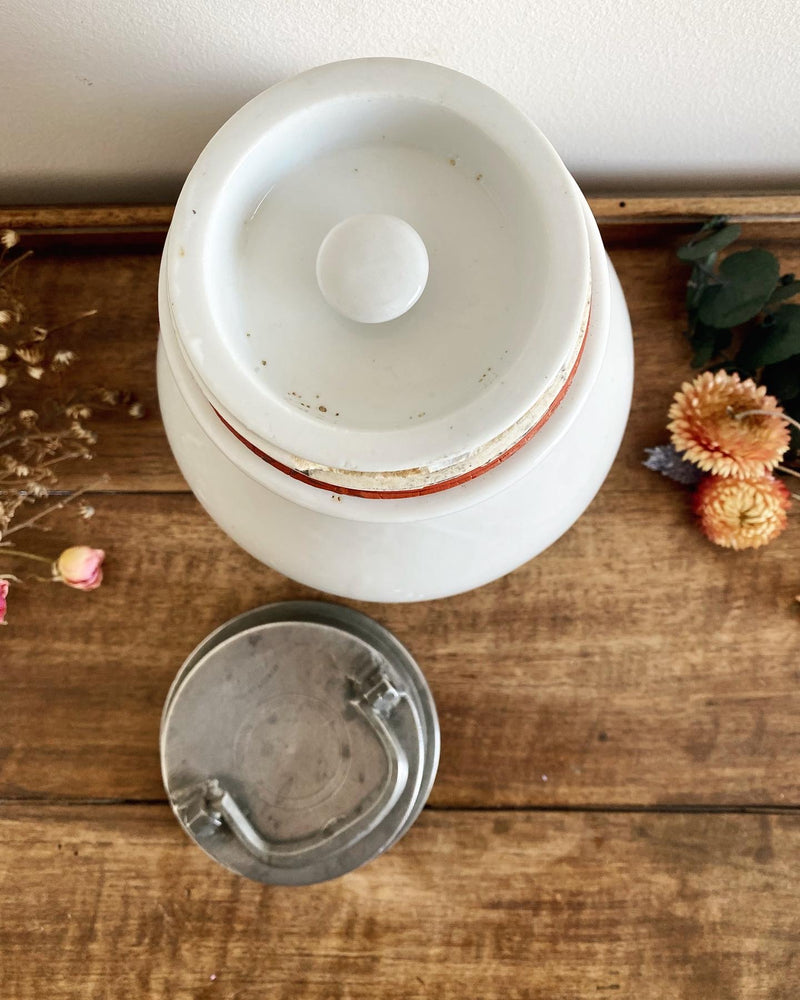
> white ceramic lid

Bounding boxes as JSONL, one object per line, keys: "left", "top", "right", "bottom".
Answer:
{"left": 166, "top": 58, "right": 590, "bottom": 487}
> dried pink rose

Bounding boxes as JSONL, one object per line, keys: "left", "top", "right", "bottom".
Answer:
{"left": 0, "top": 579, "right": 8, "bottom": 624}
{"left": 54, "top": 546, "right": 104, "bottom": 591}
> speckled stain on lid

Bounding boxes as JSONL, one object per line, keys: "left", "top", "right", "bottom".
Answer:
{"left": 212, "top": 289, "right": 591, "bottom": 498}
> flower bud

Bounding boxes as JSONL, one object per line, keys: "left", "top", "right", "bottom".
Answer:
{"left": 54, "top": 546, "right": 105, "bottom": 591}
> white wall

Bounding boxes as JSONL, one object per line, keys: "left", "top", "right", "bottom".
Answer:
{"left": 3, "top": 0, "right": 799, "bottom": 203}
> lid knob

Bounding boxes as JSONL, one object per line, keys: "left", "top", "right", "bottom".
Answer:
{"left": 315, "top": 214, "right": 429, "bottom": 324}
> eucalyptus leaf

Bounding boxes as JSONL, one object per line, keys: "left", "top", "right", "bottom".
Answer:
{"left": 689, "top": 322, "right": 721, "bottom": 367}
{"left": 714, "top": 329, "right": 733, "bottom": 354}
{"left": 697, "top": 249, "right": 780, "bottom": 328}
{"left": 736, "top": 304, "right": 800, "bottom": 369}
{"left": 676, "top": 223, "right": 741, "bottom": 261}
{"left": 767, "top": 280, "right": 800, "bottom": 305}
{"left": 685, "top": 265, "right": 709, "bottom": 314}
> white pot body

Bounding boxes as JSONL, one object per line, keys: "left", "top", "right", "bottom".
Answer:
{"left": 157, "top": 59, "right": 634, "bottom": 602}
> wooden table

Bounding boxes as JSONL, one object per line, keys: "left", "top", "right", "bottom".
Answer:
{"left": 2, "top": 197, "right": 799, "bottom": 998}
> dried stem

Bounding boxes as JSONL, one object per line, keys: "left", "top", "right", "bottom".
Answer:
{"left": 732, "top": 407, "right": 800, "bottom": 434}
{"left": 45, "top": 309, "right": 98, "bottom": 335}
{"left": 0, "top": 548, "right": 53, "bottom": 566}
{"left": 777, "top": 464, "right": 800, "bottom": 482}
{"left": 39, "top": 451, "right": 88, "bottom": 469}
{"left": 2, "top": 476, "right": 109, "bottom": 538}
{"left": 0, "top": 249, "right": 34, "bottom": 283}
{"left": 0, "top": 430, "right": 81, "bottom": 450}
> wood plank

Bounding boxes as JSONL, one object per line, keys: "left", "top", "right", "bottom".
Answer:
{"left": 2, "top": 491, "right": 798, "bottom": 806}
{"left": 2, "top": 804, "right": 797, "bottom": 999}
{"left": 0, "top": 204, "right": 174, "bottom": 231}
{"left": 1, "top": 250, "right": 183, "bottom": 492}
{"left": 591, "top": 193, "right": 800, "bottom": 223}
{"left": 3, "top": 193, "right": 800, "bottom": 234}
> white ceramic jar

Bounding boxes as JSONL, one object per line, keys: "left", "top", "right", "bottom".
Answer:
{"left": 158, "top": 58, "right": 633, "bottom": 602}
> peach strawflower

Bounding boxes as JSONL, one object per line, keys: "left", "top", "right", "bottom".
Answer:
{"left": 668, "top": 370, "right": 790, "bottom": 479}
{"left": 692, "top": 474, "right": 791, "bottom": 549}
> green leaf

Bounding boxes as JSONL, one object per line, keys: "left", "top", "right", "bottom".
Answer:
{"left": 762, "top": 356, "right": 800, "bottom": 401}
{"left": 767, "top": 280, "right": 800, "bottom": 305}
{"left": 714, "top": 329, "right": 733, "bottom": 354}
{"left": 697, "top": 249, "right": 780, "bottom": 328}
{"left": 736, "top": 304, "right": 800, "bottom": 369}
{"left": 685, "top": 264, "right": 711, "bottom": 315}
{"left": 689, "top": 322, "right": 718, "bottom": 367}
{"left": 676, "top": 223, "right": 741, "bottom": 261}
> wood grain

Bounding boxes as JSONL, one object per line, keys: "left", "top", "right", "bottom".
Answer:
{"left": 4, "top": 193, "right": 800, "bottom": 232}
{"left": 3, "top": 200, "right": 800, "bottom": 999}
{"left": 2, "top": 804, "right": 798, "bottom": 999}
{"left": 2, "top": 489, "right": 797, "bottom": 805}
{"left": 2, "top": 206, "right": 800, "bottom": 807}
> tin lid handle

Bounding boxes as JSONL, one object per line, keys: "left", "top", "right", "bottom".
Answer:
{"left": 173, "top": 670, "right": 410, "bottom": 868}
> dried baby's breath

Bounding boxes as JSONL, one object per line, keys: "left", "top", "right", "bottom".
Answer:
{"left": 51, "top": 349, "right": 76, "bottom": 371}
{"left": 66, "top": 404, "right": 92, "bottom": 420}
{"left": 0, "top": 233, "right": 143, "bottom": 544}
{"left": 15, "top": 345, "right": 44, "bottom": 365}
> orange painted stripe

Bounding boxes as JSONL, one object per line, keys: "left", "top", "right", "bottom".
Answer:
{"left": 214, "top": 322, "right": 589, "bottom": 500}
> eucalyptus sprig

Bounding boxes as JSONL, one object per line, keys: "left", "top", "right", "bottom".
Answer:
{"left": 678, "top": 216, "right": 800, "bottom": 449}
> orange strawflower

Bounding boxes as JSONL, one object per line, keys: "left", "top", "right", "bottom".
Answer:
{"left": 692, "top": 474, "right": 791, "bottom": 549}
{"left": 668, "top": 371, "right": 789, "bottom": 478}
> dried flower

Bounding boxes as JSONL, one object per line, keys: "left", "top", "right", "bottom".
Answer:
{"left": 0, "top": 579, "right": 8, "bottom": 624}
{"left": 77, "top": 502, "right": 95, "bottom": 520}
{"left": 0, "top": 311, "right": 11, "bottom": 326}
{"left": 17, "top": 409, "right": 37, "bottom": 426}
{"left": 668, "top": 371, "right": 790, "bottom": 478}
{"left": 15, "top": 345, "right": 44, "bottom": 365}
{"left": 1, "top": 230, "right": 19, "bottom": 250}
{"left": 69, "top": 421, "right": 97, "bottom": 444}
{"left": 0, "top": 344, "right": 9, "bottom": 362}
{"left": 66, "top": 404, "right": 92, "bottom": 420}
{"left": 0, "top": 395, "right": 9, "bottom": 415}
{"left": 99, "top": 389, "right": 121, "bottom": 406}
{"left": 26, "top": 365, "right": 44, "bottom": 381}
{"left": 54, "top": 546, "right": 105, "bottom": 591}
{"left": 128, "top": 401, "right": 145, "bottom": 419}
{"left": 29, "top": 326, "right": 48, "bottom": 342}
{"left": 692, "top": 474, "right": 791, "bottom": 549}
{"left": 643, "top": 444, "right": 705, "bottom": 486}
{"left": 51, "top": 349, "right": 77, "bottom": 371}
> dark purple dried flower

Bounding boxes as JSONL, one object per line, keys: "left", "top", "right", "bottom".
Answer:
{"left": 643, "top": 444, "right": 704, "bottom": 486}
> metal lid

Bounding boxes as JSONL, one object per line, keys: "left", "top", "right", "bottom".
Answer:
{"left": 160, "top": 601, "right": 439, "bottom": 885}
